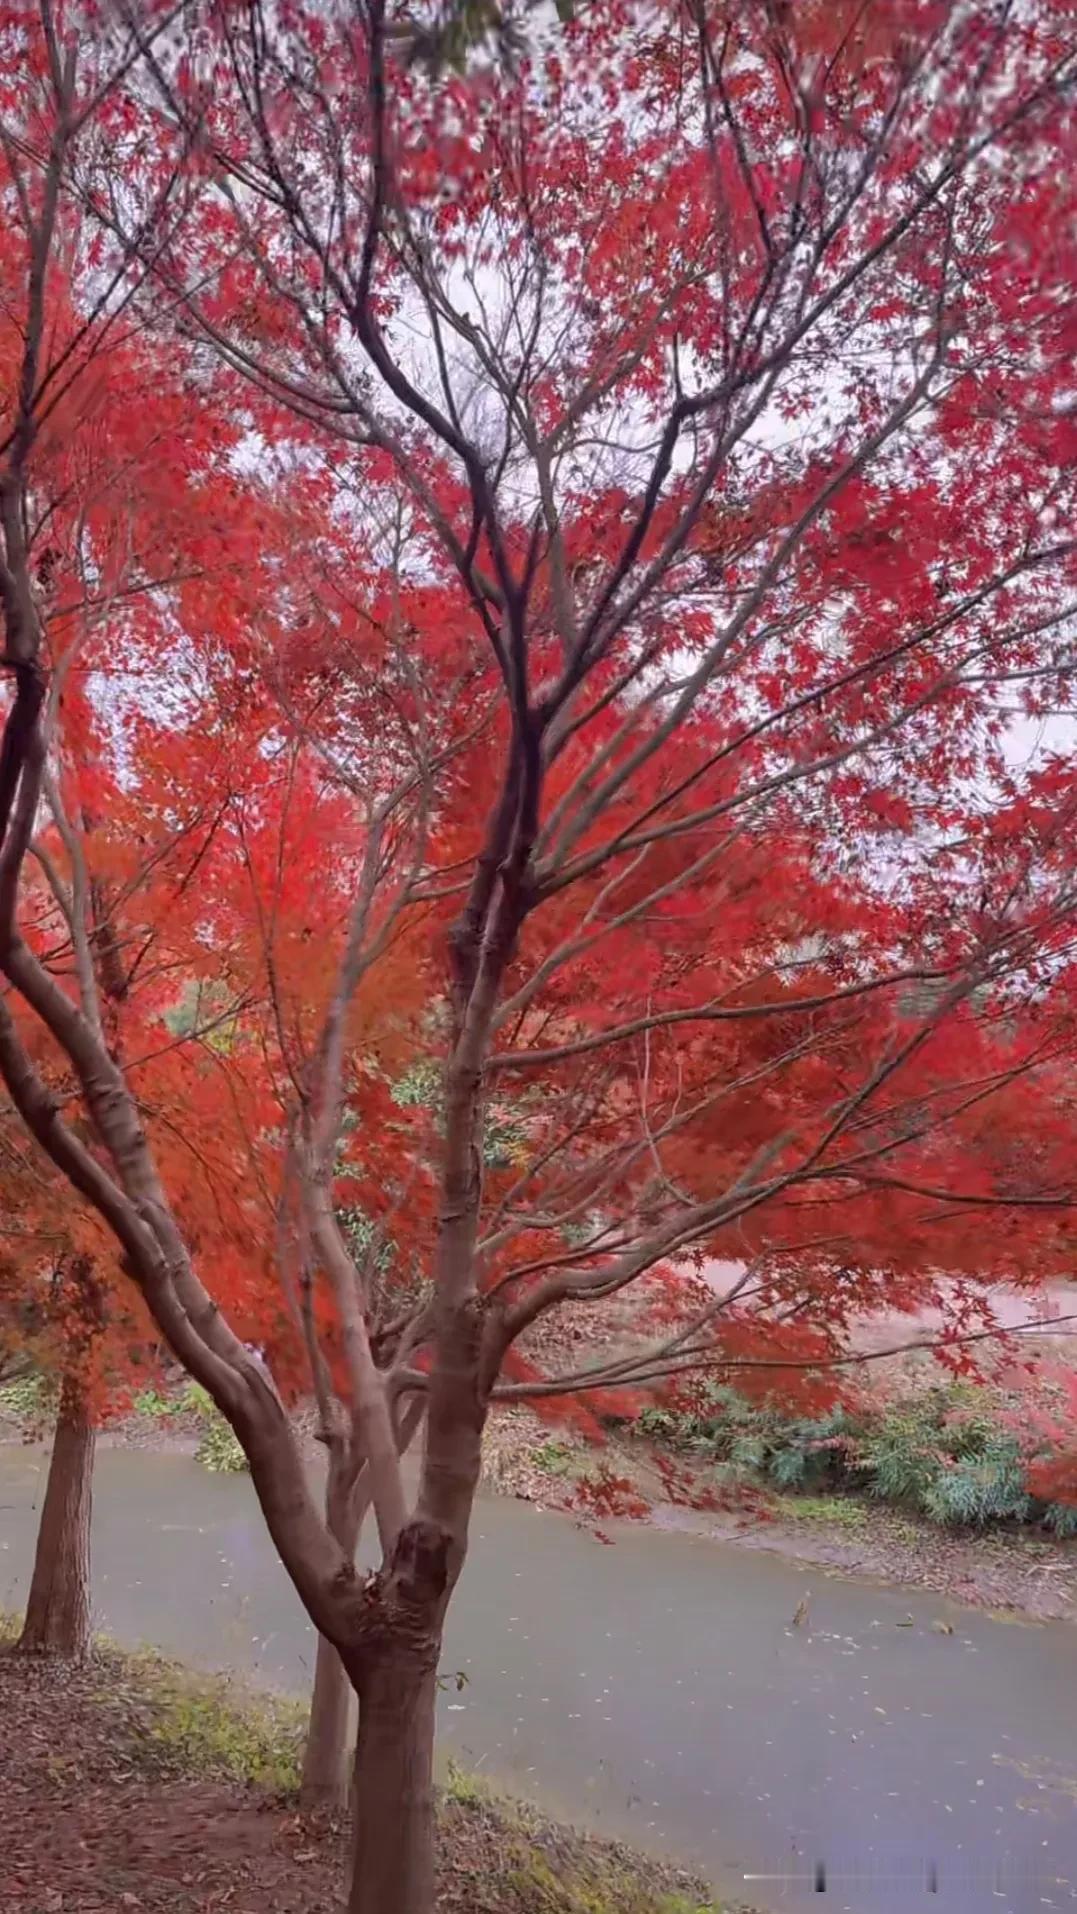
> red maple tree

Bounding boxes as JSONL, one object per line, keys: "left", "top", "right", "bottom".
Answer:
{"left": 0, "top": 3, "right": 1074, "bottom": 1909}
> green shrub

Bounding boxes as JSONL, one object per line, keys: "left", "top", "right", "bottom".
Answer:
{"left": 767, "top": 1441, "right": 813, "bottom": 1489}
{"left": 692, "top": 1390, "right": 858, "bottom": 1495}
{"left": 921, "top": 1434, "right": 1030, "bottom": 1528}
{"left": 131, "top": 1386, "right": 181, "bottom": 1419}
{"left": 0, "top": 1371, "right": 56, "bottom": 1425}
{"left": 635, "top": 1405, "right": 679, "bottom": 1440}
{"left": 763, "top": 1409, "right": 857, "bottom": 1492}
{"left": 1043, "top": 1501, "right": 1077, "bottom": 1539}
{"left": 854, "top": 1398, "right": 945, "bottom": 1506}
{"left": 728, "top": 1428, "right": 768, "bottom": 1475}
{"left": 630, "top": 1378, "right": 1077, "bottom": 1540}
{"left": 636, "top": 1384, "right": 857, "bottom": 1495}
{"left": 182, "top": 1382, "right": 249, "bottom": 1474}
{"left": 195, "top": 1415, "right": 249, "bottom": 1474}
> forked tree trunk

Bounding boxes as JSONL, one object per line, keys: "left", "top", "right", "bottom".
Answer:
{"left": 348, "top": 1644, "right": 438, "bottom": 1914}
{"left": 18, "top": 1371, "right": 95, "bottom": 1658}
{"left": 302, "top": 1401, "right": 428, "bottom": 1817}
{"left": 343, "top": 1288, "right": 488, "bottom": 1910}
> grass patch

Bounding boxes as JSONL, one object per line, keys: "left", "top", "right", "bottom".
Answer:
{"left": 531, "top": 1438, "right": 578, "bottom": 1477}
{"left": 0, "top": 1622, "right": 304, "bottom": 1792}
{"left": 772, "top": 1493, "right": 868, "bottom": 1531}
{"left": 445, "top": 1754, "right": 496, "bottom": 1807}
{"left": 509, "top": 1844, "right": 716, "bottom": 1910}
{"left": 444, "top": 1793, "right": 727, "bottom": 1913}
{"left": 113, "top": 1649, "right": 305, "bottom": 1789}
{"left": 879, "top": 1512, "right": 928, "bottom": 1546}
{"left": 504, "top": 1844, "right": 714, "bottom": 1911}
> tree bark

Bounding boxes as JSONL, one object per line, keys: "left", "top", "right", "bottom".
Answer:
{"left": 301, "top": 1439, "right": 360, "bottom": 1814}
{"left": 348, "top": 1643, "right": 438, "bottom": 1914}
{"left": 301, "top": 1629, "right": 355, "bottom": 1813}
{"left": 18, "top": 1370, "right": 95, "bottom": 1658}
{"left": 301, "top": 1399, "right": 428, "bottom": 1815}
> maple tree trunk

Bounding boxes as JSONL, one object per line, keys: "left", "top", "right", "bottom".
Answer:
{"left": 18, "top": 1370, "right": 95, "bottom": 1659}
{"left": 343, "top": 1315, "right": 486, "bottom": 1912}
{"left": 302, "top": 1633, "right": 355, "bottom": 1813}
{"left": 302, "top": 1399, "right": 427, "bottom": 1815}
{"left": 348, "top": 1638, "right": 439, "bottom": 1914}
{"left": 301, "top": 1441, "right": 360, "bottom": 1814}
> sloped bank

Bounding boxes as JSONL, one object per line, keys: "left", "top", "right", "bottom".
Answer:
{"left": 0, "top": 1631, "right": 742, "bottom": 1914}
{"left": 481, "top": 1402, "right": 1077, "bottom": 1623}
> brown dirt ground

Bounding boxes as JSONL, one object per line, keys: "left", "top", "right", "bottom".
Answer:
{"left": 0, "top": 1642, "right": 734, "bottom": 1914}
{"left": 653, "top": 1495, "right": 1077, "bottom": 1622}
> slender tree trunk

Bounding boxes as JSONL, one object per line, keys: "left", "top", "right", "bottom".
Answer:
{"left": 302, "top": 1632, "right": 355, "bottom": 1813}
{"left": 18, "top": 1370, "right": 95, "bottom": 1658}
{"left": 301, "top": 1441, "right": 359, "bottom": 1814}
{"left": 348, "top": 1643, "right": 438, "bottom": 1914}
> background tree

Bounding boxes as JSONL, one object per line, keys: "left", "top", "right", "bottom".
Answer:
{"left": 0, "top": 100, "right": 318, "bottom": 1655}
{"left": 0, "top": 3, "right": 1074, "bottom": 1911}
{"left": 15, "top": 1253, "right": 101, "bottom": 1658}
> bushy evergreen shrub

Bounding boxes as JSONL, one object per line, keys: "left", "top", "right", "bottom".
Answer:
{"left": 629, "top": 1379, "right": 1077, "bottom": 1537}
